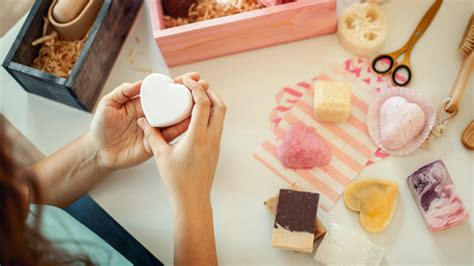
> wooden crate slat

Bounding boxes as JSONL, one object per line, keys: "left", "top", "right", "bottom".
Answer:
{"left": 2, "top": 0, "right": 143, "bottom": 112}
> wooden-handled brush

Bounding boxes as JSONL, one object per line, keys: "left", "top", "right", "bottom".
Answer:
{"left": 423, "top": 14, "right": 473, "bottom": 149}
{"left": 445, "top": 14, "right": 474, "bottom": 150}
{"left": 445, "top": 14, "right": 474, "bottom": 113}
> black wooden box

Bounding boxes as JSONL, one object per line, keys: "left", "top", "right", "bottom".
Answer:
{"left": 3, "top": 0, "right": 143, "bottom": 111}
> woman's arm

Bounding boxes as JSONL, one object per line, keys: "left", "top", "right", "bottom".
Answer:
{"left": 25, "top": 133, "right": 110, "bottom": 207}
{"left": 173, "top": 199, "right": 217, "bottom": 266}
{"left": 138, "top": 77, "right": 226, "bottom": 266}
{"left": 23, "top": 73, "right": 206, "bottom": 208}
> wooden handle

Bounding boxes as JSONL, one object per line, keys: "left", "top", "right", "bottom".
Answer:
{"left": 445, "top": 52, "right": 474, "bottom": 113}
{"left": 461, "top": 121, "right": 474, "bottom": 150}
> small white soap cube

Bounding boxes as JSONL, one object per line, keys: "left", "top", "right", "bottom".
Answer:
{"left": 313, "top": 81, "right": 351, "bottom": 122}
{"left": 314, "top": 223, "right": 384, "bottom": 266}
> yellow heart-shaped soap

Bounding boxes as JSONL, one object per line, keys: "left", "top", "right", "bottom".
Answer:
{"left": 343, "top": 179, "right": 398, "bottom": 233}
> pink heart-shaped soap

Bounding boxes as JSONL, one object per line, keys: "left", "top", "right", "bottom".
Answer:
{"left": 378, "top": 96, "right": 425, "bottom": 150}
{"left": 140, "top": 73, "right": 193, "bottom": 128}
{"left": 277, "top": 123, "right": 332, "bottom": 169}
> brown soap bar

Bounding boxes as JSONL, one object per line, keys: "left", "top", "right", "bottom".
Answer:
{"left": 264, "top": 184, "right": 326, "bottom": 240}
{"left": 272, "top": 189, "right": 320, "bottom": 253}
{"left": 275, "top": 189, "right": 320, "bottom": 232}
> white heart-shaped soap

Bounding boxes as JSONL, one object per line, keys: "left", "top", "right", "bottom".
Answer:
{"left": 378, "top": 96, "right": 425, "bottom": 150}
{"left": 140, "top": 73, "right": 193, "bottom": 127}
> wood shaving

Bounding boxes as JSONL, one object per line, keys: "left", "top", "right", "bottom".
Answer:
{"left": 164, "top": 0, "right": 263, "bottom": 28}
{"left": 42, "top": 17, "right": 49, "bottom": 36}
{"left": 133, "top": 67, "right": 152, "bottom": 74}
{"left": 128, "top": 47, "right": 135, "bottom": 64}
{"left": 31, "top": 32, "right": 57, "bottom": 46}
{"left": 31, "top": 17, "right": 86, "bottom": 78}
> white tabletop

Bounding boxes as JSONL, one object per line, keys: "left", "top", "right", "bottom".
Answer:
{"left": 1, "top": 0, "right": 473, "bottom": 265}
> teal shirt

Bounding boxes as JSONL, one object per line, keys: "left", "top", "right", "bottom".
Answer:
{"left": 28, "top": 205, "right": 132, "bottom": 265}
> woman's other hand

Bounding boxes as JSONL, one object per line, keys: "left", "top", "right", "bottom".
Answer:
{"left": 89, "top": 73, "right": 207, "bottom": 171}
{"left": 138, "top": 77, "right": 225, "bottom": 266}
{"left": 138, "top": 76, "right": 226, "bottom": 209}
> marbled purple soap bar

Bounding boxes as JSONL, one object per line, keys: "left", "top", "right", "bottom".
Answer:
{"left": 407, "top": 160, "right": 469, "bottom": 231}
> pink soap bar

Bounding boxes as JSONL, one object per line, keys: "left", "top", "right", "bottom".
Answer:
{"left": 407, "top": 160, "right": 469, "bottom": 232}
{"left": 277, "top": 123, "right": 331, "bottom": 169}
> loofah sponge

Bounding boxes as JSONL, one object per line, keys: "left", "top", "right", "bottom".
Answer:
{"left": 366, "top": 0, "right": 388, "bottom": 4}
{"left": 338, "top": 2, "right": 388, "bottom": 56}
{"left": 277, "top": 123, "right": 332, "bottom": 169}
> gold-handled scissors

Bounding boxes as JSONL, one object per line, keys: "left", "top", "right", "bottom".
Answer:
{"left": 372, "top": 0, "right": 443, "bottom": 86}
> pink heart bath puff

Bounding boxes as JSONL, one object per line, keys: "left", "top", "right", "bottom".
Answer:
{"left": 277, "top": 123, "right": 332, "bottom": 169}
{"left": 379, "top": 96, "right": 425, "bottom": 150}
{"left": 367, "top": 87, "right": 436, "bottom": 156}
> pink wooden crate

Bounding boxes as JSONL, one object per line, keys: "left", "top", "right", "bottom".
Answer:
{"left": 148, "top": 0, "right": 337, "bottom": 66}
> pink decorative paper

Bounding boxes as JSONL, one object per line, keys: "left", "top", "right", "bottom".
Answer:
{"left": 270, "top": 58, "right": 390, "bottom": 164}
{"left": 254, "top": 58, "right": 391, "bottom": 211}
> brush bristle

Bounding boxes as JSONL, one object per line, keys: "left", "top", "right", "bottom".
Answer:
{"left": 459, "top": 14, "right": 474, "bottom": 55}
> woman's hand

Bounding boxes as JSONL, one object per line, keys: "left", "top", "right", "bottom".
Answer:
{"left": 89, "top": 73, "right": 207, "bottom": 171}
{"left": 138, "top": 76, "right": 226, "bottom": 209}
{"left": 138, "top": 77, "right": 226, "bottom": 266}
{"left": 23, "top": 73, "right": 210, "bottom": 207}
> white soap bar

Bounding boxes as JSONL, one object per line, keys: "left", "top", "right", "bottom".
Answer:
{"left": 314, "top": 223, "right": 384, "bottom": 266}
{"left": 140, "top": 73, "right": 193, "bottom": 127}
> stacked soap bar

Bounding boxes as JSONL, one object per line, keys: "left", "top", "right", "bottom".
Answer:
{"left": 313, "top": 80, "right": 351, "bottom": 122}
{"left": 264, "top": 184, "right": 326, "bottom": 240}
{"left": 272, "top": 189, "right": 320, "bottom": 253}
{"left": 407, "top": 160, "right": 470, "bottom": 232}
{"left": 314, "top": 223, "right": 384, "bottom": 266}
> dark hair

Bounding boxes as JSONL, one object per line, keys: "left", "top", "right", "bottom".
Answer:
{"left": 0, "top": 120, "right": 93, "bottom": 266}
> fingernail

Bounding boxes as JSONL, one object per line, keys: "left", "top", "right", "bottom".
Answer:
{"left": 184, "top": 76, "right": 201, "bottom": 90}
{"left": 198, "top": 80, "right": 209, "bottom": 90}
{"left": 137, "top": 118, "right": 145, "bottom": 129}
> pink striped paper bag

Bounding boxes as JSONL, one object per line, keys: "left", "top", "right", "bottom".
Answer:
{"left": 270, "top": 58, "right": 390, "bottom": 164}
{"left": 254, "top": 58, "right": 390, "bottom": 211}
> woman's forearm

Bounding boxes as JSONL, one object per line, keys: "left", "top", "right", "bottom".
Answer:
{"left": 173, "top": 201, "right": 218, "bottom": 266}
{"left": 26, "top": 133, "right": 112, "bottom": 207}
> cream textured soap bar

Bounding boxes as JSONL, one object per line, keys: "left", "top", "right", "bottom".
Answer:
{"left": 313, "top": 80, "right": 351, "bottom": 122}
{"left": 314, "top": 223, "right": 384, "bottom": 266}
